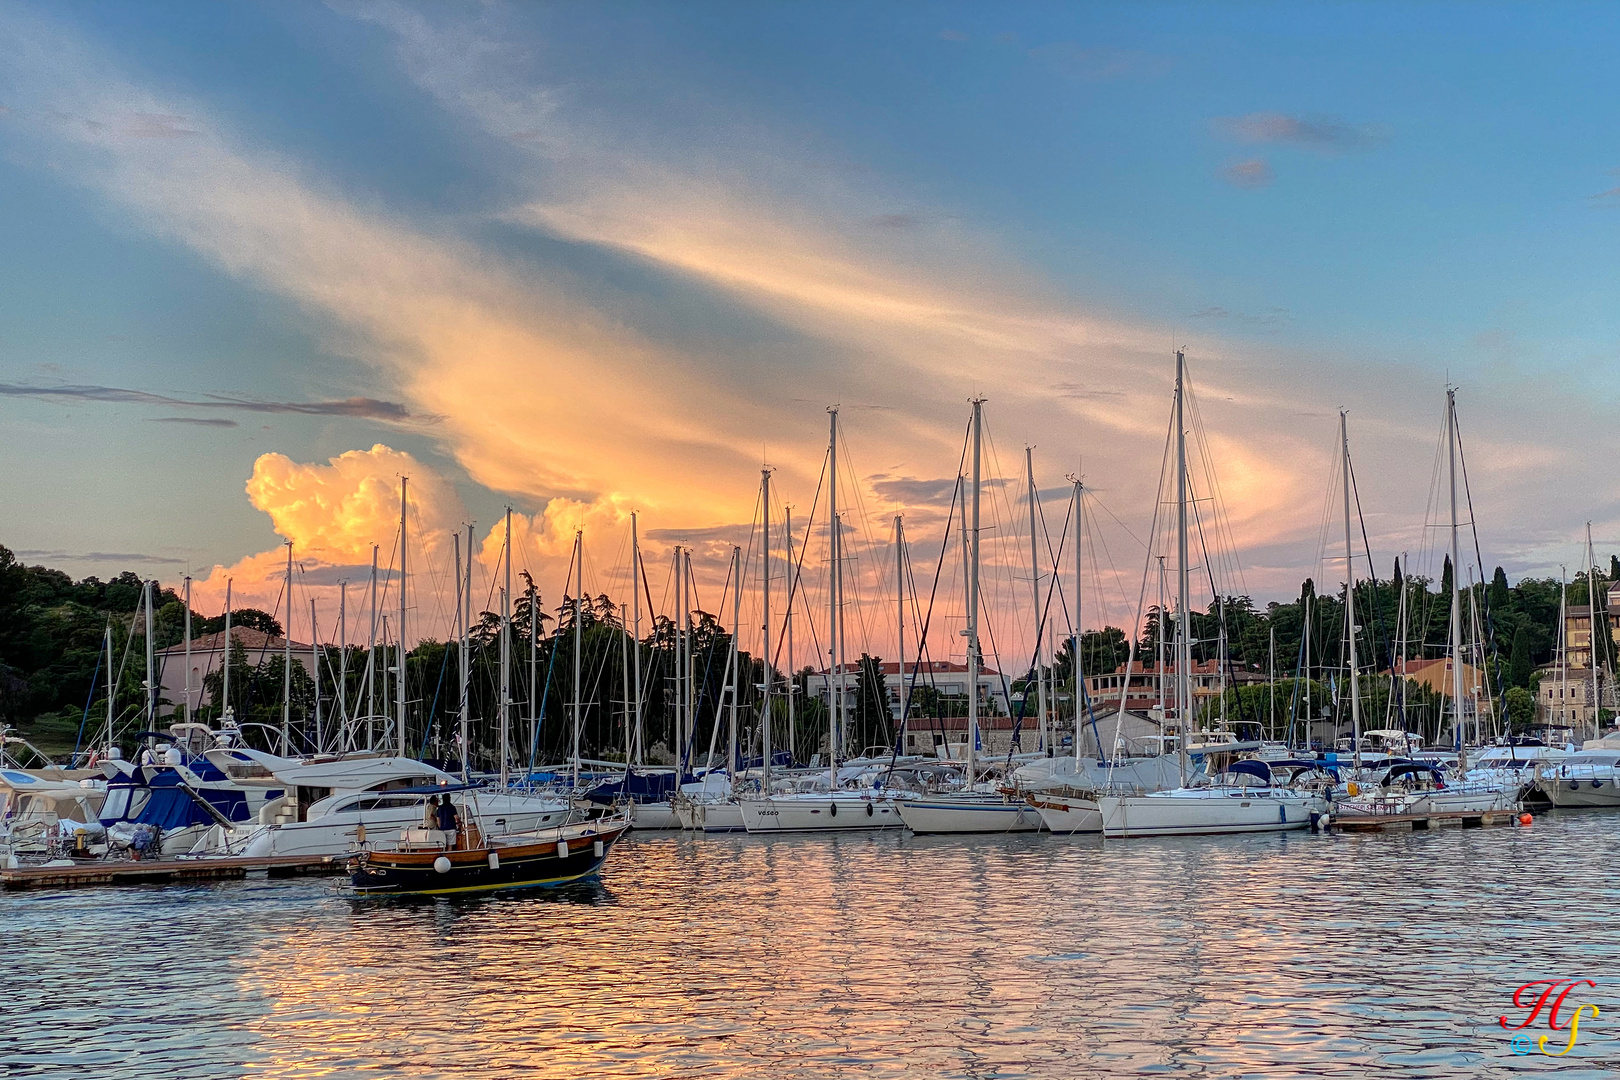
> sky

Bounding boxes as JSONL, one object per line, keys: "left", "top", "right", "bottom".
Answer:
{"left": 2, "top": 2, "right": 1618, "bottom": 666}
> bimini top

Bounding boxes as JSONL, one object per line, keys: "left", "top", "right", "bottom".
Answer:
{"left": 1379, "top": 762, "right": 1446, "bottom": 787}
{"left": 1223, "top": 759, "right": 1274, "bottom": 785}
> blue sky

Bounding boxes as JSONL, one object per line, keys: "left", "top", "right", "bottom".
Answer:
{"left": 2, "top": 1, "right": 1617, "bottom": 643}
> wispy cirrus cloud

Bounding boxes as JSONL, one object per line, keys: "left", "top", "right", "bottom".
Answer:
{"left": 1219, "top": 157, "right": 1274, "bottom": 189}
{"left": 1213, "top": 111, "right": 1387, "bottom": 154}
{"left": 0, "top": 381, "right": 421, "bottom": 421}
{"left": 1029, "top": 42, "right": 1173, "bottom": 82}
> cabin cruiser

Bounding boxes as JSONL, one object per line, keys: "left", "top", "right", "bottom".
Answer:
{"left": 191, "top": 747, "right": 575, "bottom": 857}
{"left": 1464, "top": 741, "right": 1568, "bottom": 799}
{"left": 0, "top": 768, "right": 106, "bottom": 862}
{"left": 99, "top": 728, "right": 278, "bottom": 857}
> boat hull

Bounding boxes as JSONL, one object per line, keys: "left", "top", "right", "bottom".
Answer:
{"left": 1533, "top": 777, "right": 1620, "bottom": 808}
{"left": 350, "top": 822, "right": 628, "bottom": 896}
{"left": 1029, "top": 794, "right": 1102, "bottom": 834}
{"left": 897, "top": 797, "right": 1041, "bottom": 834}
{"left": 739, "top": 795, "right": 903, "bottom": 833}
{"left": 1099, "top": 790, "right": 1318, "bottom": 838}
{"left": 630, "top": 801, "right": 682, "bottom": 830}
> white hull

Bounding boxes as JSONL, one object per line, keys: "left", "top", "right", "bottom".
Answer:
{"left": 1099, "top": 788, "right": 1319, "bottom": 838}
{"left": 690, "top": 801, "right": 746, "bottom": 832}
{"left": 1536, "top": 777, "right": 1620, "bottom": 808}
{"left": 897, "top": 796, "right": 1041, "bottom": 833}
{"left": 739, "top": 794, "right": 904, "bottom": 833}
{"left": 1029, "top": 793, "right": 1103, "bottom": 834}
{"left": 1338, "top": 787, "right": 1515, "bottom": 817}
{"left": 630, "top": 801, "right": 683, "bottom": 830}
{"left": 198, "top": 795, "right": 571, "bottom": 858}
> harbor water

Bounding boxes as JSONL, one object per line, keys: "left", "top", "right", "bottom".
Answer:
{"left": 6, "top": 810, "right": 1619, "bottom": 1078}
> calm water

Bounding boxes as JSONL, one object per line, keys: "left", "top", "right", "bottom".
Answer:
{"left": 5, "top": 811, "right": 1619, "bottom": 1079}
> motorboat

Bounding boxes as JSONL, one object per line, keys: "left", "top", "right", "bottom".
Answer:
{"left": 1530, "top": 745, "right": 1620, "bottom": 808}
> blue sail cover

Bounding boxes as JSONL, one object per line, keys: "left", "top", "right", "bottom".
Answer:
{"left": 580, "top": 770, "right": 679, "bottom": 805}
{"left": 134, "top": 771, "right": 249, "bottom": 829}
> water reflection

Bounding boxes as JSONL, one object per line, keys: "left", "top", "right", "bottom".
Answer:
{"left": 4, "top": 813, "right": 1620, "bottom": 1078}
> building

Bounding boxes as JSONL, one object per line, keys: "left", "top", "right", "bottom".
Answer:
{"left": 811, "top": 659, "right": 1010, "bottom": 720}
{"left": 155, "top": 627, "right": 312, "bottom": 717}
{"left": 1536, "top": 663, "right": 1605, "bottom": 728}
{"left": 1561, "top": 597, "right": 1620, "bottom": 671}
{"left": 1385, "top": 656, "right": 1483, "bottom": 699}
{"left": 1082, "top": 658, "right": 1263, "bottom": 717}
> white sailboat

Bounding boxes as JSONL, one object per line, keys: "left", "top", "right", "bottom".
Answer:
{"left": 743, "top": 407, "right": 906, "bottom": 833}
{"left": 899, "top": 400, "right": 1041, "bottom": 834}
{"left": 1098, "top": 352, "right": 1321, "bottom": 839}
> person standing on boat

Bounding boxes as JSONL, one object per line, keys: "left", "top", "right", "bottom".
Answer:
{"left": 435, "top": 794, "right": 461, "bottom": 838}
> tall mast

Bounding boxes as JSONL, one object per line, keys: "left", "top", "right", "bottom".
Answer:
{"left": 1341, "top": 410, "right": 1362, "bottom": 771}
{"left": 761, "top": 468, "right": 774, "bottom": 792}
{"left": 895, "top": 514, "right": 905, "bottom": 748}
{"left": 500, "top": 508, "right": 512, "bottom": 786}
{"left": 1026, "top": 447, "right": 1047, "bottom": 755}
{"left": 631, "top": 512, "right": 643, "bottom": 765}
{"left": 1589, "top": 523, "right": 1602, "bottom": 742}
{"left": 182, "top": 575, "right": 193, "bottom": 722}
{"left": 1558, "top": 568, "right": 1568, "bottom": 728}
{"left": 397, "top": 476, "right": 408, "bottom": 756}
{"left": 529, "top": 576, "right": 539, "bottom": 779}
{"left": 967, "top": 398, "right": 983, "bottom": 785}
{"left": 367, "top": 545, "right": 378, "bottom": 750}
{"left": 454, "top": 530, "right": 466, "bottom": 780}
{"left": 683, "top": 548, "right": 695, "bottom": 776}
{"left": 785, "top": 506, "right": 796, "bottom": 765}
{"left": 337, "top": 582, "right": 348, "bottom": 736}
{"left": 282, "top": 541, "right": 293, "bottom": 755}
{"left": 674, "top": 546, "right": 685, "bottom": 779}
{"left": 621, "top": 551, "right": 632, "bottom": 773}
{"left": 221, "top": 579, "right": 233, "bottom": 727}
{"left": 1447, "top": 390, "right": 1466, "bottom": 749}
{"left": 827, "top": 406, "right": 841, "bottom": 789}
{"left": 1175, "top": 351, "right": 1191, "bottom": 788}
{"left": 463, "top": 525, "right": 473, "bottom": 770}
{"left": 1157, "top": 556, "right": 1167, "bottom": 724}
{"left": 310, "top": 599, "right": 323, "bottom": 753}
{"left": 1072, "top": 478, "right": 1083, "bottom": 760}
{"left": 572, "top": 530, "right": 584, "bottom": 787}
{"left": 729, "top": 544, "right": 741, "bottom": 778}
{"left": 104, "top": 622, "right": 115, "bottom": 754}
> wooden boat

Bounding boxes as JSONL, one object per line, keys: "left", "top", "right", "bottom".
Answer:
{"left": 348, "top": 811, "right": 630, "bottom": 896}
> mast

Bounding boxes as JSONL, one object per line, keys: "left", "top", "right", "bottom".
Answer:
{"left": 367, "top": 545, "right": 378, "bottom": 750}
{"left": 1589, "top": 523, "right": 1602, "bottom": 741}
{"left": 761, "top": 467, "right": 773, "bottom": 792}
{"left": 621, "top": 551, "right": 632, "bottom": 774}
{"left": 282, "top": 541, "right": 293, "bottom": 755}
{"left": 572, "top": 530, "right": 584, "bottom": 787}
{"left": 729, "top": 544, "right": 741, "bottom": 778}
{"left": 454, "top": 530, "right": 466, "bottom": 780}
{"left": 674, "top": 546, "right": 685, "bottom": 779}
{"left": 1072, "top": 478, "right": 1083, "bottom": 760}
{"left": 785, "top": 506, "right": 796, "bottom": 765}
{"left": 1341, "top": 410, "right": 1362, "bottom": 771}
{"left": 1026, "top": 447, "right": 1047, "bottom": 755}
{"left": 463, "top": 525, "right": 473, "bottom": 771}
{"left": 398, "top": 477, "right": 408, "bottom": 756}
{"left": 967, "top": 398, "right": 983, "bottom": 785}
{"left": 895, "top": 513, "right": 905, "bottom": 750}
{"left": 337, "top": 582, "right": 348, "bottom": 736}
{"left": 827, "top": 406, "right": 841, "bottom": 790}
{"left": 104, "top": 622, "right": 115, "bottom": 754}
{"left": 1447, "top": 390, "right": 1466, "bottom": 750}
{"left": 529, "top": 576, "right": 538, "bottom": 776}
{"left": 182, "top": 575, "right": 193, "bottom": 722}
{"left": 310, "top": 599, "right": 323, "bottom": 753}
{"left": 1269, "top": 625, "right": 1277, "bottom": 740}
{"left": 1557, "top": 568, "right": 1568, "bottom": 728}
{"left": 221, "top": 578, "right": 233, "bottom": 727}
{"left": 500, "top": 508, "right": 512, "bottom": 786}
{"left": 631, "top": 512, "right": 643, "bottom": 765}
{"left": 1175, "top": 351, "right": 1191, "bottom": 788}
{"left": 1157, "top": 556, "right": 1167, "bottom": 725}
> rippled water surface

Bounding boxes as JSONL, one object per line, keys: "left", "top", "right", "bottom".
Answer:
{"left": 6, "top": 811, "right": 1620, "bottom": 1078}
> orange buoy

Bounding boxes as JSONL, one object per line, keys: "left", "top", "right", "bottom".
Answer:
{"left": 1518, "top": 813, "right": 1533, "bottom": 826}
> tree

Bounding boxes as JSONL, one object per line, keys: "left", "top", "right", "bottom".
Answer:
{"left": 1504, "top": 686, "right": 1536, "bottom": 732}
{"left": 1489, "top": 567, "right": 1511, "bottom": 615}
{"left": 852, "top": 653, "right": 890, "bottom": 753}
{"left": 1509, "top": 625, "right": 1532, "bottom": 688}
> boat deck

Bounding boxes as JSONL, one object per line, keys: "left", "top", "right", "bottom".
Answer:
{"left": 1, "top": 854, "right": 341, "bottom": 890}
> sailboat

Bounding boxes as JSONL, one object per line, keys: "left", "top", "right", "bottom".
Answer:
{"left": 898, "top": 400, "right": 1041, "bottom": 834}
{"left": 1097, "top": 352, "right": 1324, "bottom": 838}
{"left": 741, "top": 407, "right": 907, "bottom": 833}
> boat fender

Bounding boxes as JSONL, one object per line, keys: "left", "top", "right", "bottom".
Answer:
{"left": 356, "top": 824, "right": 366, "bottom": 844}
{"left": 1319, "top": 813, "right": 1331, "bottom": 831}
{"left": 1518, "top": 813, "right": 1533, "bottom": 826}
{"left": 830, "top": 803, "right": 837, "bottom": 818}
{"left": 433, "top": 857, "right": 452, "bottom": 874}
{"left": 594, "top": 840, "right": 604, "bottom": 858}
{"left": 556, "top": 840, "right": 569, "bottom": 859}
{"left": 866, "top": 802, "right": 874, "bottom": 817}
{"left": 488, "top": 852, "right": 500, "bottom": 870}
{"left": 1278, "top": 805, "right": 1287, "bottom": 824}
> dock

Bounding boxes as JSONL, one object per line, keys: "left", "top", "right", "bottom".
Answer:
{"left": 1330, "top": 809, "right": 1517, "bottom": 833}
{"left": 1, "top": 853, "right": 343, "bottom": 891}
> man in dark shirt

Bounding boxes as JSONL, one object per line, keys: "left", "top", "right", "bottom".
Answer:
{"left": 435, "top": 794, "right": 460, "bottom": 835}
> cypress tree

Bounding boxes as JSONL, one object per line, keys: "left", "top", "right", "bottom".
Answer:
{"left": 1509, "top": 625, "right": 1532, "bottom": 688}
